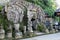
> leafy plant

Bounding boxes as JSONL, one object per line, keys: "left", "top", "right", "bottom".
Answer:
{"left": 37, "top": 24, "right": 45, "bottom": 32}
{"left": 26, "top": 0, "right": 56, "bottom": 16}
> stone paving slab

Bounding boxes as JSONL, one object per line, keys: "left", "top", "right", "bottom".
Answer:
{"left": 21, "top": 33, "right": 60, "bottom": 40}
{"left": 35, "top": 32, "right": 45, "bottom": 36}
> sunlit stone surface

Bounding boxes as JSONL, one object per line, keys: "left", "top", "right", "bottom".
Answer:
{"left": 0, "top": 25, "right": 5, "bottom": 39}
{"left": 0, "top": 0, "right": 10, "bottom": 5}
{"left": 4, "top": 0, "right": 46, "bottom": 39}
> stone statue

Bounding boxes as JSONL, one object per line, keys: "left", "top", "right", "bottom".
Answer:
{"left": 0, "top": 24, "right": 5, "bottom": 39}
{"left": 5, "top": 0, "right": 25, "bottom": 38}
{"left": 5, "top": 0, "right": 46, "bottom": 38}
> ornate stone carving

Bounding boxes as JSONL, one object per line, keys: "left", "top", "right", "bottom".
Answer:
{"left": 5, "top": 0, "right": 45, "bottom": 38}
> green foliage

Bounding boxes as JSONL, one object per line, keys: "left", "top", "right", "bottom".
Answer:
{"left": 0, "top": 6, "right": 8, "bottom": 33}
{"left": 26, "top": 0, "right": 56, "bottom": 16}
{"left": 0, "top": 6, "right": 3, "bottom": 10}
{"left": 0, "top": 14, "right": 3, "bottom": 24}
{"left": 37, "top": 24, "right": 45, "bottom": 32}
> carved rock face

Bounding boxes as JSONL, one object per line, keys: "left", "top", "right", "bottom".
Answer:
{"left": 5, "top": 0, "right": 45, "bottom": 24}
{"left": 5, "top": 0, "right": 45, "bottom": 34}
{"left": 6, "top": 3, "right": 24, "bottom": 23}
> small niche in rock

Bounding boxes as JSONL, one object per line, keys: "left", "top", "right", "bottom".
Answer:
{"left": 31, "top": 18, "right": 35, "bottom": 21}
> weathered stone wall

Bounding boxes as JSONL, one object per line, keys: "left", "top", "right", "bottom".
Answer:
{"left": 0, "top": 0, "right": 46, "bottom": 39}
